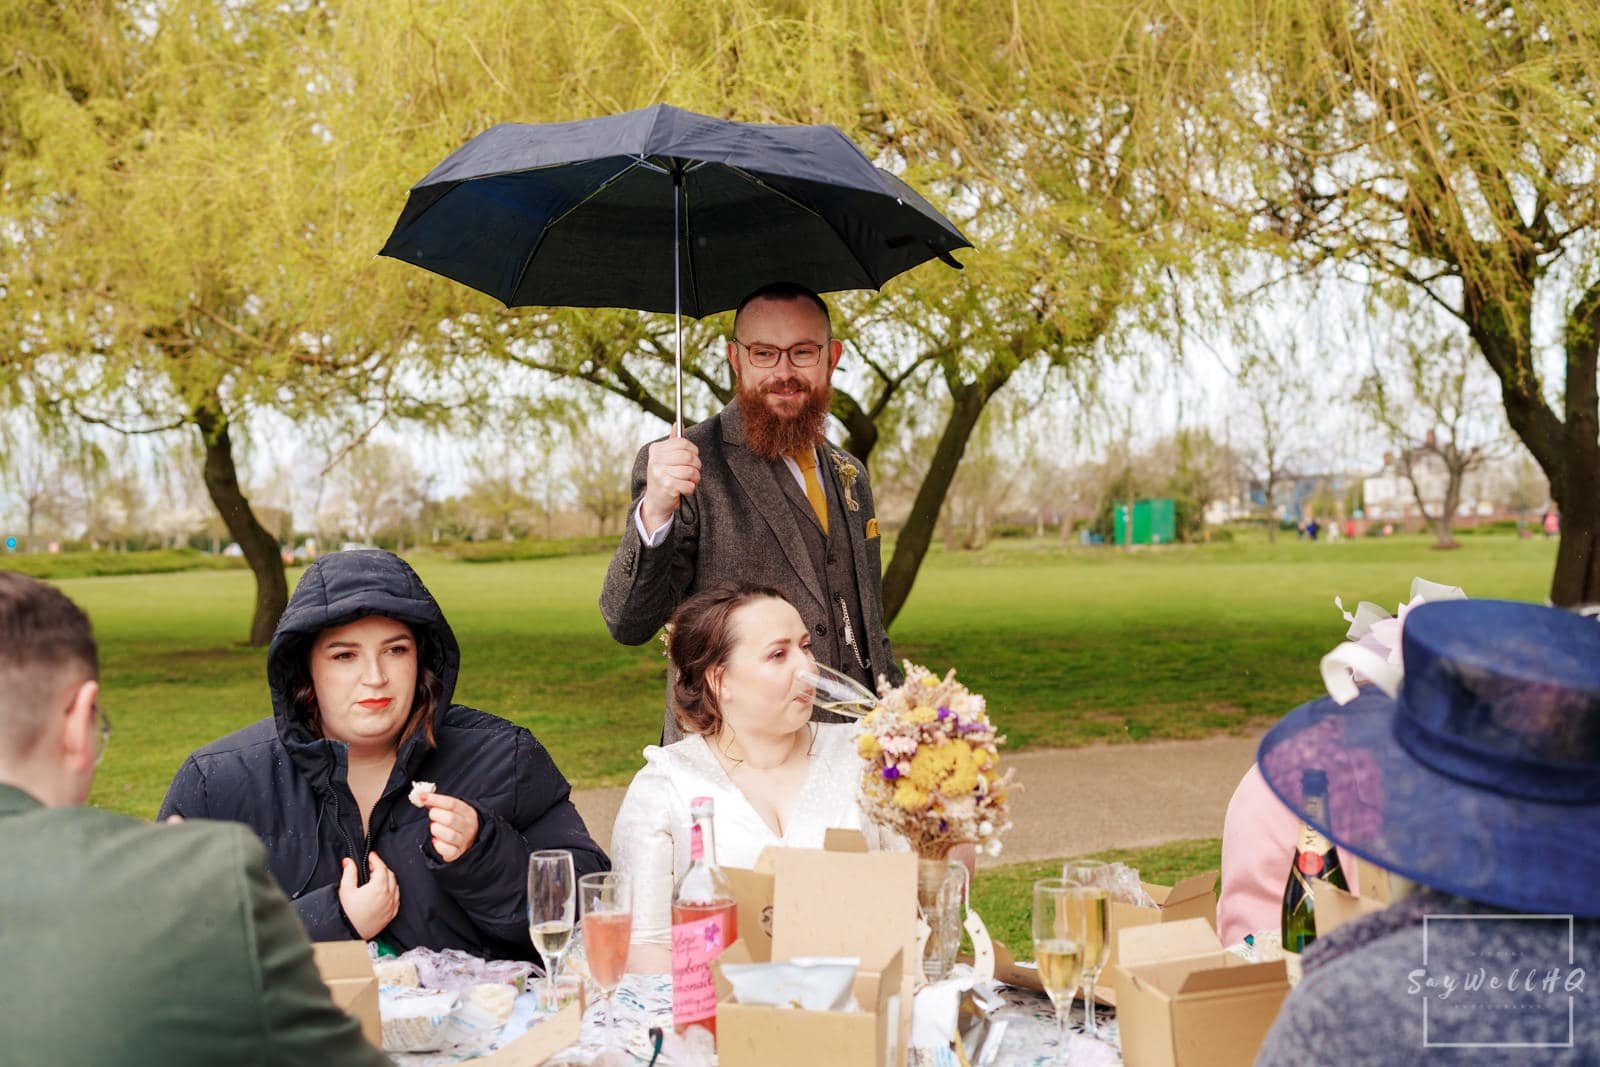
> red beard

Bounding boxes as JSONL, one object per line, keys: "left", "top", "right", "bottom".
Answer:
{"left": 738, "top": 375, "right": 832, "bottom": 461}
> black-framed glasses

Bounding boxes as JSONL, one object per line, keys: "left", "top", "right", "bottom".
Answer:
{"left": 92, "top": 702, "right": 112, "bottom": 766}
{"left": 731, "top": 337, "right": 828, "bottom": 368}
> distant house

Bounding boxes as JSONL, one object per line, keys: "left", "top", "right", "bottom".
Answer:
{"left": 1233, "top": 473, "right": 1355, "bottom": 522}
{"left": 1362, "top": 451, "right": 1542, "bottom": 522}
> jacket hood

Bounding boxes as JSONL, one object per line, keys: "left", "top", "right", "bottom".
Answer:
{"left": 267, "top": 551, "right": 460, "bottom": 756}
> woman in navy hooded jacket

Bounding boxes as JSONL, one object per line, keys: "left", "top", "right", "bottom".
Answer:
{"left": 160, "top": 550, "right": 609, "bottom": 962}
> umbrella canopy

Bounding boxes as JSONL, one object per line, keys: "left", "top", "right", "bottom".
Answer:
{"left": 379, "top": 104, "right": 970, "bottom": 318}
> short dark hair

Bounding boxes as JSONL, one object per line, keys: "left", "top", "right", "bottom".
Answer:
{"left": 667, "top": 583, "right": 788, "bottom": 736}
{"left": 732, "top": 283, "right": 832, "bottom": 339}
{"left": 285, "top": 619, "right": 441, "bottom": 751}
{"left": 0, "top": 571, "right": 98, "bottom": 756}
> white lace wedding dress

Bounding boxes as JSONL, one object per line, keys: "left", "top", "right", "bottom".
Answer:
{"left": 609, "top": 722, "right": 899, "bottom": 944}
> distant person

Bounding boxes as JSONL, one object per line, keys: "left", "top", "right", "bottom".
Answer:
{"left": 1255, "top": 600, "right": 1600, "bottom": 1063}
{"left": 1343, "top": 517, "right": 1356, "bottom": 540}
{"left": 1306, "top": 517, "right": 1321, "bottom": 541}
{"left": 0, "top": 571, "right": 388, "bottom": 1065}
{"left": 600, "top": 282, "right": 900, "bottom": 743}
{"left": 1296, "top": 520, "right": 1307, "bottom": 539}
{"left": 161, "top": 550, "right": 608, "bottom": 964}
{"left": 1544, "top": 509, "right": 1560, "bottom": 538}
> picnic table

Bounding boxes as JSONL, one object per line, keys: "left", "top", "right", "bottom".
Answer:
{"left": 392, "top": 969, "right": 1121, "bottom": 1065}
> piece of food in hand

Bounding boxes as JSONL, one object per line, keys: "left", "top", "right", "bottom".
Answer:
{"left": 408, "top": 780, "right": 437, "bottom": 807}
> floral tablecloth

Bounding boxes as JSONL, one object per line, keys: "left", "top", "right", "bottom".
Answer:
{"left": 530, "top": 972, "right": 1121, "bottom": 1066}
{"left": 390, "top": 933, "right": 1121, "bottom": 1066}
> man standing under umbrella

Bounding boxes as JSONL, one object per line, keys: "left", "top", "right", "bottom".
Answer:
{"left": 600, "top": 283, "right": 898, "bottom": 743}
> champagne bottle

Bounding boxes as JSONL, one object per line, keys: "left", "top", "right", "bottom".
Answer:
{"left": 1281, "top": 769, "right": 1347, "bottom": 953}
{"left": 671, "top": 797, "right": 738, "bottom": 1039}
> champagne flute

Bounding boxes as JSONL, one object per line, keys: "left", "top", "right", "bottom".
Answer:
{"left": 1068, "top": 881, "right": 1111, "bottom": 1039}
{"left": 528, "top": 850, "right": 576, "bottom": 1005}
{"left": 579, "top": 872, "right": 633, "bottom": 1051}
{"left": 795, "top": 662, "right": 878, "bottom": 717}
{"left": 1064, "top": 862, "right": 1112, "bottom": 1037}
{"left": 1032, "top": 878, "right": 1084, "bottom": 1060}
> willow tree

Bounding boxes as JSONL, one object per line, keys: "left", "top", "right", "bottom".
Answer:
{"left": 340, "top": 0, "right": 1226, "bottom": 622}
{"left": 2, "top": 1, "right": 433, "bottom": 643}
{"left": 1218, "top": 0, "right": 1600, "bottom": 604}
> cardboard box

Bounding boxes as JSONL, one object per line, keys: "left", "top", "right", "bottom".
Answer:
{"left": 725, "top": 854, "right": 776, "bottom": 959}
{"left": 1105, "top": 870, "right": 1219, "bottom": 970}
{"left": 1349, "top": 854, "right": 1406, "bottom": 905}
{"left": 717, "top": 942, "right": 905, "bottom": 1067}
{"left": 718, "top": 826, "right": 878, "bottom": 958}
{"left": 312, "top": 941, "right": 381, "bottom": 1047}
{"left": 475, "top": 1000, "right": 582, "bottom": 1067}
{"left": 1112, "top": 919, "right": 1290, "bottom": 1067}
{"left": 1311, "top": 879, "right": 1385, "bottom": 938}
{"left": 713, "top": 842, "right": 919, "bottom": 1067}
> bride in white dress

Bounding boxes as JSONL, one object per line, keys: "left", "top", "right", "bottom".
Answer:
{"left": 609, "top": 584, "right": 896, "bottom": 965}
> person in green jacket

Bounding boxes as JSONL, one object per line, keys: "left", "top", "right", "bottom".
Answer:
{"left": 0, "top": 571, "right": 390, "bottom": 1066}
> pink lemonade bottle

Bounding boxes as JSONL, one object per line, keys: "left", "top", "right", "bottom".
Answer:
{"left": 671, "top": 796, "right": 738, "bottom": 1039}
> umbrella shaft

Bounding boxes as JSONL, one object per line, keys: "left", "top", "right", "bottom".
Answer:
{"left": 673, "top": 166, "right": 684, "bottom": 436}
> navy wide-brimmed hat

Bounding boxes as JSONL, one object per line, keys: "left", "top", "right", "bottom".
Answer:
{"left": 1257, "top": 599, "right": 1600, "bottom": 917}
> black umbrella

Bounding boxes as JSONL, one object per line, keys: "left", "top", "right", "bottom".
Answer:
{"left": 380, "top": 103, "right": 970, "bottom": 428}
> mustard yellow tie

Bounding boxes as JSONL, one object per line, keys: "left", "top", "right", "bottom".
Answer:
{"left": 793, "top": 449, "right": 829, "bottom": 535}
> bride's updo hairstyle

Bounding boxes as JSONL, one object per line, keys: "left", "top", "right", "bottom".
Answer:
{"left": 666, "top": 582, "right": 786, "bottom": 735}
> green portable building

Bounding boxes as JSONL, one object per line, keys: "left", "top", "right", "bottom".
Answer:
{"left": 1114, "top": 498, "right": 1177, "bottom": 545}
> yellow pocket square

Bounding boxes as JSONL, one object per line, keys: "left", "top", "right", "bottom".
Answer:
{"left": 866, "top": 518, "right": 880, "bottom": 539}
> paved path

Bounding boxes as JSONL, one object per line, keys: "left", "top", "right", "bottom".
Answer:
{"left": 570, "top": 732, "right": 1267, "bottom": 868}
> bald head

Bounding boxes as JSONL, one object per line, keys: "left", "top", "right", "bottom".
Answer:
{"left": 732, "top": 282, "right": 832, "bottom": 340}
{"left": 0, "top": 572, "right": 98, "bottom": 759}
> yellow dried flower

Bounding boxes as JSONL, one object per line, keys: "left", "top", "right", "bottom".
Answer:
{"left": 904, "top": 739, "right": 982, "bottom": 797}
{"left": 856, "top": 734, "right": 881, "bottom": 759}
{"left": 894, "top": 781, "right": 930, "bottom": 810}
{"left": 907, "top": 705, "right": 938, "bottom": 725}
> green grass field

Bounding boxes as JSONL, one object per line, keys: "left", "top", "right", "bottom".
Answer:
{"left": 972, "top": 838, "right": 1224, "bottom": 959}
{"left": 49, "top": 532, "right": 1556, "bottom": 818}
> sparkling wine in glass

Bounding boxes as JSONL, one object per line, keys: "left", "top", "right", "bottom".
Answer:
{"left": 795, "top": 662, "right": 878, "bottom": 718}
{"left": 1070, "top": 885, "right": 1111, "bottom": 1038}
{"left": 528, "top": 850, "right": 576, "bottom": 1004}
{"left": 580, "top": 872, "right": 633, "bottom": 1050}
{"left": 1033, "top": 878, "right": 1084, "bottom": 1061}
{"left": 1064, "top": 862, "right": 1113, "bottom": 1038}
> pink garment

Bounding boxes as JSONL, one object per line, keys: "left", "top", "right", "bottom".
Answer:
{"left": 1218, "top": 764, "right": 1360, "bottom": 946}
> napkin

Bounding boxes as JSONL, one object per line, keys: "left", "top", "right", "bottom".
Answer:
{"left": 720, "top": 957, "right": 859, "bottom": 1010}
{"left": 911, "top": 965, "right": 1004, "bottom": 1056}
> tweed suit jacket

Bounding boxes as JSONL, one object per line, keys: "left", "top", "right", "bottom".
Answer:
{"left": 600, "top": 399, "right": 897, "bottom": 740}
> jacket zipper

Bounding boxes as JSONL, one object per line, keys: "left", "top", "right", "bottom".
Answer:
{"left": 332, "top": 791, "right": 386, "bottom": 882}
{"left": 331, "top": 792, "right": 366, "bottom": 880}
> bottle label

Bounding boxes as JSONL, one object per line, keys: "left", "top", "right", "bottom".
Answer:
{"left": 1296, "top": 823, "right": 1334, "bottom": 855}
{"left": 1297, "top": 851, "right": 1325, "bottom": 877}
{"left": 671, "top": 913, "right": 725, "bottom": 1026}
{"left": 689, "top": 822, "right": 704, "bottom": 862}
